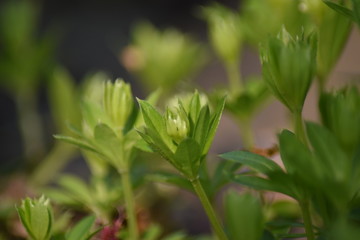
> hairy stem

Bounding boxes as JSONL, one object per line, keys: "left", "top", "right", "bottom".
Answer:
{"left": 191, "top": 178, "right": 228, "bottom": 240}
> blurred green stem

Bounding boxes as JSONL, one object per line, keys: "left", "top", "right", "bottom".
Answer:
{"left": 15, "top": 91, "right": 45, "bottom": 162}
{"left": 299, "top": 199, "right": 315, "bottom": 240}
{"left": 225, "top": 60, "right": 242, "bottom": 93}
{"left": 119, "top": 169, "right": 139, "bottom": 240}
{"left": 294, "top": 110, "right": 308, "bottom": 147}
{"left": 191, "top": 178, "right": 228, "bottom": 240}
{"left": 30, "top": 143, "right": 76, "bottom": 186}
{"left": 238, "top": 117, "right": 254, "bottom": 149}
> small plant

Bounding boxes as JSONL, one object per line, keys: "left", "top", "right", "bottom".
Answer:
{"left": 1, "top": 0, "right": 360, "bottom": 239}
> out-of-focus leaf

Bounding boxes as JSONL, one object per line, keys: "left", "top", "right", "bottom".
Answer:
{"left": 203, "top": 96, "right": 226, "bottom": 154}
{"left": 66, "top": 215, "right": 96, "bottom": 240}
{"left": 147, "top": 172, "right": 193, "bottom": 192}
{"left": 231, "top": 175, "right": 295, "bottom": 198}
{"left": 220, "top": 151, "right": 283, "bottom": 174}
{"left": 53, "top": 135, "right": 101, "bottom": 156}
{"left": 58, "top": 175, "right": 93, "bottom": 205}
{"left": 48, "top": 67, "right": 81, "bottom": 134}
{"left": 174, "top": 138, "right": 201, "bottom": 178}
{"left": 324, "top": 1, "right": 355, "bottom": 20}
{"left": 224, "top": 191, "right": 264, "bottom": 240}
{"left": 138, "top": 99, "right": 175, "bottom": 151}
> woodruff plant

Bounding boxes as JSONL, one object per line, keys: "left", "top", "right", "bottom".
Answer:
{"left": 12, "top": 0, "right": 360, "bottom": 239}
{"left": 137, "top": 91, "right": 228, "bottom": 240}
{"left": 55, "top": 79, "right": 141, "bottom": 239}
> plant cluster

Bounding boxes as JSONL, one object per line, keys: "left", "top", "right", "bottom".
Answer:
{"left": 0, "top": 0, "right": 360, "bottom": 240}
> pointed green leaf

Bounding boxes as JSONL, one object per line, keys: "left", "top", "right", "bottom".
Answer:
{"left": 146, "top": 172, "right": 193, "bottom": 192}
{"left": 54, "top": 135, "right": 100, "bottom": 155}
{"left": 189, "top": 90, "right": 201, "bottom": 124}
{"left": 220, "top": 151, "right": 283, "bottom": 175}
{"left": 279, "top": 130, "right": 315, "bottom": 178}
{"left": 193, "top": 105, "right": 210, "bottom": 150}
{"left": 203, "top": 96, "right": 226, "bottom": 154}
{"left": 174, "top": 138, "right": 201, "bottom": 178}
{"left": 137, "top": 129, "right": 175, "bottom": 166}
{"left": 137, "top": 99, "right": 174, "bottom": 151}
{"left": 93, "top": 123, "right": 122, "bottom": 167}
{"left": 306, "top": 122, "right": 349, "bottom": 182}
{"left": 232, "top": 175, "right": 296, "bottom": 198}
{"left": 324, "top": 1, "right": 355, "bottom": 21}
{"left": 58, "top": 175, "right": 93, "bottom": 205}
{"left": 66, "top": 215, "right": 96, "bottom": 240}
{"left": 48, "top": 67, "right": 81, "bottom": 134}
{"left": 224, "top": 191, "right": 264, "bottom": 240}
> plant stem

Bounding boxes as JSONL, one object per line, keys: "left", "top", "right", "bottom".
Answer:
{"left": 15, "top": 91, "right": 45, "bottom": 162}
{"left": 30, "top": 143, "right": 76, "bottom": 186}
{"left": 191, "top": 178, "right": 228, "bottom": 240}
{"left": 225, "top": 60, "right": 242, "bottom": 93}
{"left": 238, "top": 117, "right": 254, "bottom": 149}
{"left": 120, "top": 170, "right": 139, "bottom": 240}
{"left": 299, "top": 199, "right": 315, "bottom": 240}
{"left": 293, "top": 110, "right": 308, "bottom": 147}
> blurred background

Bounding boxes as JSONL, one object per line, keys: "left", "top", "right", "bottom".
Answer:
{"left": 0, "top": 0, "right": 241, "bottom": 174}
{"left": 1, "top": 0, "right": 360, "bottom": 238}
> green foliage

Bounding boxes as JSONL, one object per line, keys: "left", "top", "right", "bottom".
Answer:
{"left": 324, "top": 0, "right": 360, "bottom": 27}
{"left": 123, "top": 22, "right": 207, "bottom": 92}
{"left": 319, "top": 86, "right": 360, "bottom": 155}
{"left": 16, "top": 196, "right": 53, "bottom": 240}
{"left": 303, "top": 0, "right": 352, "bottom": 84}
{"left": 48, "top": 67, "right": 81, "bottom": 135}
{"left": 200, "top": 3, "right": 242, "bottom": 65}
{"left": 0, "top": 0, "right": 55, "bottom": 94}
{"left": 138, "top": 91, "right": 225, "bottom": 179}
{"left": 241, "top": 0, "right": 310, "bottom": 47}
{"left": 7, "top": 0, "right": 360, "bottom": 239}
{"left": 224, "top": 191, "right": 264, "bottom": 240}
{"left": 260, "top": 27, "right": 317, "bottom": 113}
{"left": 66, "top": 215, "right": 98, "bottom": 240}
{"left": 224, "top": 76, "right": 270, "bottom": 120}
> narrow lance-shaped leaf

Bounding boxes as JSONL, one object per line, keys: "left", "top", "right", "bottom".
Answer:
{"left": 137, "top": 99, "right": 175, "bottom": 151}
{"left": 220, "top": 151, "right": 283, "bottom": 174}
{"left": 66, "top": 215, "right": 96, "bottom": 240}
{"left": 173, "top": 138, "right": 201, "bottom": 178}
{"left": 146, "top": 172, "right": 194, "bottom": 192}
{"left": 203, "top": 96, "right": 226, "bottom": 154}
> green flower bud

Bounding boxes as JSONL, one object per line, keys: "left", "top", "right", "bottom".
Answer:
{"left": 123, "top": 22, "right": 207, "bottom": 91}
{"left": 201, "top": 4, "right": 242, "bottom": 64}
{"left": 301, "top": 0, "right": 351, "bottom": 88}
{"left": 320, "top": 87, "right": 360, "bottom": 155}
{"left": 104, "top": 79, "right": 133, "bottom": 134}
{"left": 260, "top": 27, "right": 317, "bottom": 113}
{"left": 138, "top": 91, "right": 225, "bottom": 178}
{"left": 165, "top": 106, "right": 189, "bottom": 144}
{"left": 17, "top": 196, "right": 53, "bottom": 240}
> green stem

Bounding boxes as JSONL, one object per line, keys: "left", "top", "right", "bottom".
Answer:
{"left": 293, "top": 110, "right": 309, "bottom": 147}
{"left": 30, "top": 143, "right": 76, "bottom": 186}
{"left": 191, "top": 178, "right": 228, "bottom": 240}
{"left": 225, "top": 60, "right": 242, "bottom": 93}
{"left": 238, "top": 117, "right": 255, "bottom": 149}
{"left": 120, "top": 170, "right": 139, "bottom": 240}
{"left": 15, "top": 92, "right": 45, "bottom": 162}
{"left": 299, "top": 199, "right": 315, "bottom": 240}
